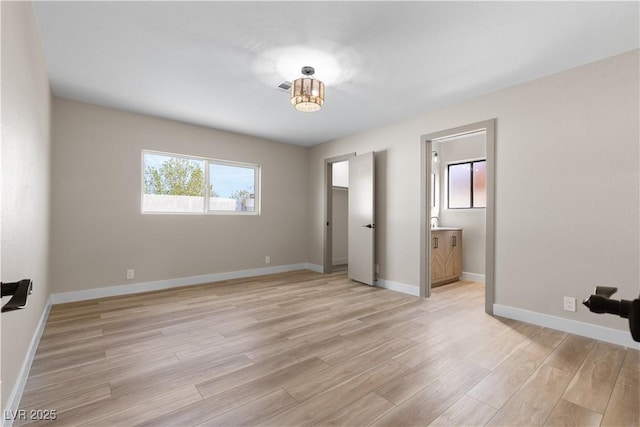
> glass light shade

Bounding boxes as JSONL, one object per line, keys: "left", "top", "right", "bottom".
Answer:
{"left": 291, "top": 77, "right": 325, "bottom": 112}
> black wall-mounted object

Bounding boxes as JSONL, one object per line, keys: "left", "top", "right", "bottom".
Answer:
{"left": 583, "top": 286, "right": 640, "bottom": 342}
{"left": 1, "top": 279, "right": 33, "bottom": 312}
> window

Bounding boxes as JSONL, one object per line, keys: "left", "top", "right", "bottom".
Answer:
{"left": 142, "top": 151, "right": 260, "bottom": 214}
{"left": 209, "top": 162, "right": 257, "bottom": 213}
{"left": 448, "top": 160, "right": 486, "bottom": 209}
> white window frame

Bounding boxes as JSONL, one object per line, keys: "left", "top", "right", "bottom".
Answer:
{"left": 206, "top": 158, "right": 261, "bottom": 215}
{"left": 141, "top": 150, "right": 261, "bottom": 215}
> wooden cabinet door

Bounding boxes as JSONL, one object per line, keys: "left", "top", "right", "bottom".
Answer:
{"left": 443, "top": 231, "right": 455, "bottom": 278}
{"left": 431, "top": 231, "right": 446, "bottom": 282}
{"left": 449, "top": 230, "right": 463, "bottom": 277}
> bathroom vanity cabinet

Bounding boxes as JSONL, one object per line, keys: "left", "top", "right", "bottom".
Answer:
{"left": 431, "top": 228, "right": 462, "bottom": 286}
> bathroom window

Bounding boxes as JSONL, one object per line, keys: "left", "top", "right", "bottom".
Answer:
{"left": 142, "top": 150, "right": 260, "bottom": 214}
{"left": 448, "top": 160, "right": 486, "bottom": 209}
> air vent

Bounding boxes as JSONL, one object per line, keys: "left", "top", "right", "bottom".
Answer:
{"left": 276, "top": 80, "right": 292, "bottom": 92}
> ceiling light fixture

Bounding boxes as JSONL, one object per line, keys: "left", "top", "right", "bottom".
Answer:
{"left": 291, "top": 66, "right": 325, "bottom": 112}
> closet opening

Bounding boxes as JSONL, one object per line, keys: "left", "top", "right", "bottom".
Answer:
{"left": 323, "top": 153, "right": 355, "bottom": 274}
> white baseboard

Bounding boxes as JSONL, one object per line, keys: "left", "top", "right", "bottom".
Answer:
{"left": 493, "top": 304, "right": 639, "bottom": 349}
{"left": 2, "top": 298, "right": 52, "bottom": 427}
{"left": 51, "top": 263, "right": 322, "bottom": 304}
{"left": 375, "top": 278, "right": 420, "bottom": 296}
{"left": 461, "top": 272, "right": 485, "bottom": 283}
{"left": 305, "top": 263, "right": 324, "bottom": 273}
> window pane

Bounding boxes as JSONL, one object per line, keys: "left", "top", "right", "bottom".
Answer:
{"left": 209, "top": 163, "right": 256, "bottom": 212}
{"left": 448, "top": 163, "right": 471, "bottom": 208}
{"left": 473, "top": 161, "right": 486, "bottom": 208}
{"left": 143, "top": 153, "right": 205, "bottom": 212}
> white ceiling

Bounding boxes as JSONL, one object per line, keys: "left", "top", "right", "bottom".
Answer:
{"left": 32, "top": 1, "right": 639, "bottom": 147}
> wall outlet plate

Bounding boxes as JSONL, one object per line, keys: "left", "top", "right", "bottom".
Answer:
{"left": 265, "top": 256, "right": 270, "bottom": 264}
{"left": 126, "top": 269, "right": 134, "bottom": 280}
{"left": 563, "top": 296, "right": 576, "bottom": 312}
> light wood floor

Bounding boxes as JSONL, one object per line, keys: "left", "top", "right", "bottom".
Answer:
{"left": 17, "top": 270, "right": 639, "bottom": 426}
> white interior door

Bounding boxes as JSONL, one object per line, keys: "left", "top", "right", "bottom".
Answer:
{"left": 348, "top": 152, "right": 375, "bottom": 285}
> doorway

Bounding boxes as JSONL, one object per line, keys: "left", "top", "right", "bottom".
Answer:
{"left": 323, "top": 152, "right": 376, "bottom": 286}
{"left": 331, "top": 160, "right": 349, "bottom": 272}
{"left": 420, "top": 120, "right": 496, "bottom": 314}
{"left": 323, "top": 153, "right": 355, "bottom": 274}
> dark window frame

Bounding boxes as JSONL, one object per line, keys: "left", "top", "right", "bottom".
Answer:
{"left": 447, "top": 159, "right": 486, "bottom": 209}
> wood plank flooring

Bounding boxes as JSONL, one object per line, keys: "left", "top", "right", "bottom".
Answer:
{"left": 15, "top": 270, "right": 639, "bottom": 426}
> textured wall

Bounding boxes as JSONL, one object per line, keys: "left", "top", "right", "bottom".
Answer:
{"left": 1, "top": 1, "right": 52, "bottom": 411}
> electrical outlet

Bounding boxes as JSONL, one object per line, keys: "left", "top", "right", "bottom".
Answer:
{"left": 375, "top": 264, "right": 380, "bottom": 274}
{"left": 563, "top": 296, "right": 576, "bottom": 312}
{"left": 126, "top": 269, "right": 134, "bottom": 280}
{"left": 265, "top": 256, "right": 270, "bottom": 264}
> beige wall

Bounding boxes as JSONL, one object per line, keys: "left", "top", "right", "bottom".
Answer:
{"left": 309, "top": 50, "right": 639, "bottom": 331}
{"left": 50, "top": 98, "right": 309, "bottom": 293}
{"left": 1, "top": 1, "right": 52, "bottom": 410}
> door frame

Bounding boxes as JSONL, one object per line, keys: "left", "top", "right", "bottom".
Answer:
{"left": 323, "top": 152, "right": 356, "bottom": 274}
{"left": 420, "top": 119, "right": 496, "bottom": 314}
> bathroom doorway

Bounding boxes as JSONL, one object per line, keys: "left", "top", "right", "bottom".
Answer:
{"left": 420, "top": 120, "right": 496, "bottom": 314}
